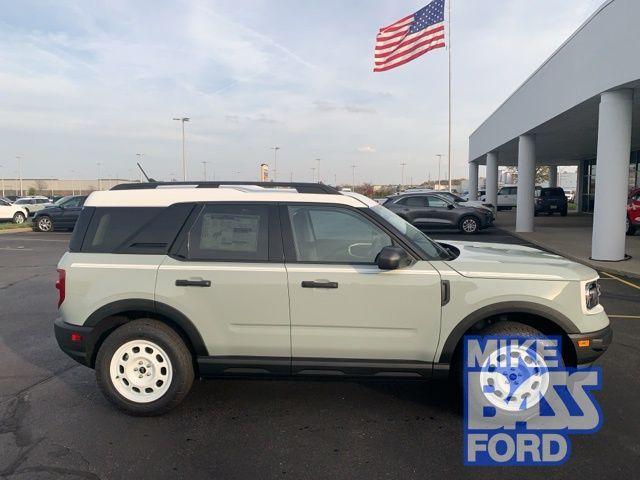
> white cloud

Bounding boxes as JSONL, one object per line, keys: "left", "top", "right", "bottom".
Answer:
{"left": 357, "top": 146, "right": 376, "bottom": 153}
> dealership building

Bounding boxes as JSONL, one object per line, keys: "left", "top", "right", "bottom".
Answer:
{"left": 467, "top": 0, "right": 639, "bottom": 261}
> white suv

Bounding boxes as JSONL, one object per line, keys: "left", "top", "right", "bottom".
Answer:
{"left": 54, "top": 182, "right": 611, "bottom": 415}
{"left": 0, "top": 198, "right": 28, "bottom": 224}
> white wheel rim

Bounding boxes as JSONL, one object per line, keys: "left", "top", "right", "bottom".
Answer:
{"left": 479, "top": 343, "right": 549, "bottom": 412}
{"left": 39, "top": 218, "right": 51, "bottom": 230}
{"left": 462, "top": 219, "right": 477, "bottom": 232}
{"left": 109, "top": 340, "right": 173, "bottom": 403}
{"left": 14, "top": 214, "right": 25, "bottom": 224}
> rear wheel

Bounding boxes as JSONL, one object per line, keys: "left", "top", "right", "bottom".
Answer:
{"left": 561, "top": 206, "right": 568, "bottom": 217}
{"left": 36, "top": 215, "right": 52, "bottom": 232}
{"left": 12, "top": 211, "right": 26, "bottom": 224}
{"left": 459, "top": 216, "right": 480, "bottom": 234}
{"left": 95, "top": 319, "right": 194, "bottom": 416}
{"left": 627, "top": 217, "right": 636, "bottom": 235}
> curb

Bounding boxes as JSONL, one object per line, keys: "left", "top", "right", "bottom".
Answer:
{"left": 0, "top": 227, "right": 33, "bottom": 235}
{"left": 497, "top": 228, "right": 640, "bottom": 280}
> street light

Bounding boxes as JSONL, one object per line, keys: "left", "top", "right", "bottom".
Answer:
{"left": 315, "top": 158, "right": 321, "bottom": 183}
{"left": 173, "top": 117, "right": 190, "bottom": 181}
{"left": 97, "top": 162, "right": 102, "bottom": 190}
{"left": 400, "top": 162, "right": 407, "bottom": 189}
{"left": 270, "top": 146, "right": 280, "bottom": 181}
{"left": 16, "top": 156, "right": 22, "bottom": 196}
{"left": 0, "top": 164, "right": 4, "bottom": 197}
{"left": 436, "top": 154, "right": 444, "bottom": 191}
{"left": 351, "top": 164, "right": 357, "bottom": 192}
{"left": 202, "top": 161, "right": 209, "bottom": 181}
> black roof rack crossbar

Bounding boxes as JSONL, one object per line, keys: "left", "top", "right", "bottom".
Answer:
{"left": 110, "top": 181, "right": 340, "bottom": 195}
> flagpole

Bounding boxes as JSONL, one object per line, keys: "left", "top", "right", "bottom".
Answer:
{"left": 447, "top": 0, "right": 452, "bottom": 192}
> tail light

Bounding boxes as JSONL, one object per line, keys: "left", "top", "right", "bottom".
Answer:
{"left": 55, "top": 269, "right": 66, "bottom": 308}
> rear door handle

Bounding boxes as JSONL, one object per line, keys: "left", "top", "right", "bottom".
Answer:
{"left": 175, "top": 279, "right": 211, "bottom": 287}
{"left": 301, "top": 280, "right": 338, "bottom": 289}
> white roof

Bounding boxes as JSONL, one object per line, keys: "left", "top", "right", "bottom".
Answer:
{"left": 84, "top": 186, "right": 376, "bottom": 208}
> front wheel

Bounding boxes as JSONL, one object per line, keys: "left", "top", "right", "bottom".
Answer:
{"left": 36, "top": 215, "right": 52, "bottom": 232}
{"left": 459, "top": 216, "right": 480, "bottom": 234}
{"left": 95, "top": 319, "right": 194, "bottom": 416}
{"left": 627, "top": 217, "right": 636, "bottom": 236}
{"left": 12, "top": 211, "right": 26, "bottom": 224}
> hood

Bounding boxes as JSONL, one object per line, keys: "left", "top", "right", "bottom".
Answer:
{"left": 439, "top": 240, "right": 597, "bottom": 281}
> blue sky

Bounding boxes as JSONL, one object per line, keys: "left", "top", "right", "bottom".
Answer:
{"left": 0, "top": 0, "right": 602, "bottom": 184}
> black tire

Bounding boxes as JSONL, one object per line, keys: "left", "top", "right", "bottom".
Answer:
{"left": 95, "top": 319, "right": 194, "bottom": 416}
{"left": 36, "top": 215, "right": 53, "bottom": 232}
{"left": 626, "top": 218, "right": 636, "bottom": 236}
{"left": 466, "top": 321, "right": 558, "bottom": 422}
{"left": 561, "top": 207, "right": 567, "bottom": 217}
{"left": 459, "top": 215, "right": 480, "bottom": 234}
{"left": 12, "top": 211, "right": 26, "bottom": 224}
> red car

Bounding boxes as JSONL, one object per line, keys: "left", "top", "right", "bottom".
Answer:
{"left": 627, "top": 187, "right": 640, "bottom": 235}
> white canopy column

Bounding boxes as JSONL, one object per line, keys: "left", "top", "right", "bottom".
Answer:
{"left": 548, "top": 166, "right": 558, "bottom": 187}
{"left": 591, "top": 89, "right": 633, "bottom": 261}
{"left": 516, "top": 135, "right": 536, "bottom": 232}
{"left": 468, "top": 162, "right": 479, "bottom": 200}
{"left": 485, "top": 152, "right": 498, "bottom": 207}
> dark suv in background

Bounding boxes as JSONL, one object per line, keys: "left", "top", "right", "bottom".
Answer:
{"left": 33, "top": 195, "right": 87, "bottom": 232}
{"left": 383, "top": 192, "right": 493, "bottom": 234}
{"left": 535, "top": 187, "right": 568, "bottom": 216}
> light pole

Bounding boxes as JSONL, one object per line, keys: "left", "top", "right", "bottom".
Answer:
{"left": 70, "top": 170, "right": 76, "bottom": 195}
{"left": 173, "top": 117, "right": 190, "bottom": 180}
{"left": 16, "top": 156, "right": 23, "bottom": 196}
{"left": 400, "top": 162, "right": 407, "bottom": 189}
{"left": 97, "top": 162, "right": 102, "bottom": 190}
{"left": 436, "top": 154, "right": 444, "bottom": 190}
{"left": 315, "top": 158, "right": 321, "bottom": 183}
{"left": 202, "top": 161, "right": 209, "bottom": 181}
{"left": 351, "top": 164, "right": 357, "bottom": 192}
{"left": 270, "top": 146, "right": 280, "bottom": 181}
{"left": 0, "top": 164, "right": 4, "bottom": 197}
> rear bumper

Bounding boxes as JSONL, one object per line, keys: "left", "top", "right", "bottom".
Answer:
{"left": 568, "top": 325, "right": 613, "bottom": 365}
{"left": 54, "top": 317, "right": 94, "bottom": 367}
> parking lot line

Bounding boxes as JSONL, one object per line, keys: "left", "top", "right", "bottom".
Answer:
{"left": 600, "top": 271, "right": 640, "bottom": 291}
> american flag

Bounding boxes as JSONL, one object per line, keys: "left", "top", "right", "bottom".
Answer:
{"left": 374, "top": 0, "right": 446, "bottom": 72}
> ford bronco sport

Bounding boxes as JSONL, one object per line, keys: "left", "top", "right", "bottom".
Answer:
{"left": 54, "top": 182, "right": 611, "bottom": 415}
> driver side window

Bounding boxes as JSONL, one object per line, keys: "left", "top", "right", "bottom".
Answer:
{"left": 287, "top": 205, "right": 392, "bottom": 264}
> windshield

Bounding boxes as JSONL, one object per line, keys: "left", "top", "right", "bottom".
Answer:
{"left": 54, "top": 196, "right": 73, "bottom": 206}
{"left": 370, "top": 205, "right": 450, "bottom": 260}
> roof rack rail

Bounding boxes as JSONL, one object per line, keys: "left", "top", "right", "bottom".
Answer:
{"left": 110, "top": 181, "right": 340, "bottom": 195}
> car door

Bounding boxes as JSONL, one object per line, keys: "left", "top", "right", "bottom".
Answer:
{"left": 282, "top": 204, "right": 442, "bottom": 374}
{"left": 59, "top": 196, "right": 86, "bottom": 228}
{"left": 154, "top": 203, "right": 291, "bottom": 372}
{"left": 0, "top": 199, "right": 12, "bottom": 220}
{"left": 424, "top": 194, "right": 456, "bottom": 227}
{"left": 390, "top": 195, "right": 430, "bottom": 225}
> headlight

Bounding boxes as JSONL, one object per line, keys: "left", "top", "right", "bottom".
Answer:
{"left": 585, "top": 281, "right": 601, "bottom": 310}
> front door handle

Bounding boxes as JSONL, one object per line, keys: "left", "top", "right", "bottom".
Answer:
{"left": 301, "top": 280, "right": 338, "bottom": 289}
{"left": 175, "top": 279, "right": 211, "bottom": 287}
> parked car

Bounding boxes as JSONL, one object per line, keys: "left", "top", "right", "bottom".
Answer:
{"left": 13, "top": 196, "right": 53, "bottom": 215}
{"left": 383, "top": 192, "right": 494, "bottom": 235}
{"left": 423, "top": 190, "right": 496, "bottom": 218}
{"left": 32, "top": 195, "right": 87, "bottom": 232}
{"left": 564, "top": 189, "right": 576, "bottom": 203}
{"left": 54, "top": 181, "right": 611, "bottom": 416}
{"left": 535, "top": 187, "right": 568, "bottom": 216}
{"left": 0, "top": 197, "right": 29, "bottom": 224}
{"left": 627, "top": 187, "right": 640, "bottom": 235}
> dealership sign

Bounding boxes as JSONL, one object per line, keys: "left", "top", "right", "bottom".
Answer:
{"left": 463, "top": 336, "right": 602, "bottom": 466}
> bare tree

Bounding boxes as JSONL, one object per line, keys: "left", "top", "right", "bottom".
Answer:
{"left": 34, "top": 179, "right": 48, "bottom": 194}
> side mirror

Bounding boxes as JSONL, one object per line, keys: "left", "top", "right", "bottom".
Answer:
{"left": 376, "top": 246, "right": 411, "bottom": 270}
{"left": 447, "top": 204, "right": 454, "bottom": 209}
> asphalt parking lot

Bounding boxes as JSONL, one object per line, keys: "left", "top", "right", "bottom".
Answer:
{"left": 1, "top": 229, "right": 638, "bottom": 479}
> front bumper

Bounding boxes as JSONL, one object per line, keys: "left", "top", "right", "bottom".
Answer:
{"left": 54, "top": 317, "right": 95, "bottom": 367}
{"left": 568, "top": 325, "right": 613, "bottom": 365}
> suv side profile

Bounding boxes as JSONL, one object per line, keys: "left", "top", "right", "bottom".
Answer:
{"left": 54, "top": 182, "right": 611, "bottom": 415}
{"left": 383, "top": 192, "right": 493, "bottom": 234}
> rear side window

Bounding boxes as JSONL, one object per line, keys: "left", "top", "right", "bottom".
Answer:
{"left": 397, "top": 196, "right": 428, "bottom": 207}
{"left": 81, "top": 208, "right": 162, "bottom": 253}
{"left": 180, "top": 204, "right": 269, "bottom": 262}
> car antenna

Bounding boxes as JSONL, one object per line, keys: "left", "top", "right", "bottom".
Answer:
{"left": 136, "top": 162, "right": 156, "bottom": 182}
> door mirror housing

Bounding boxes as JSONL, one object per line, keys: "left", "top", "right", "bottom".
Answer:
{"left": 376, "top": 246, "right": 411, "bottom": 270}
